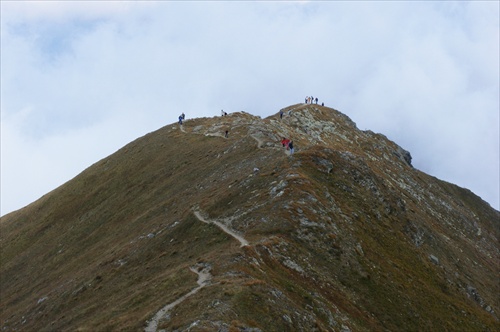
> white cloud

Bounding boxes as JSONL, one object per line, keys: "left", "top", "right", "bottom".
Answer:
{"left": 1, "top": 1, "right": 142, "bottom": 22}
{"left": 1, "top": 1, "right": 499, "bottom": 215}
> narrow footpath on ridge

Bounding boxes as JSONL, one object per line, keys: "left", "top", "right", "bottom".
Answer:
{"left": 193, "top": 209, "right": 249, "bottom": 247}
{"left": 250, "top": 134, "right": 264, "bottom": 148}
{"left": 145, "top": 113, "right": 292, "bottom": 330}
{"left": 144, "top": 264, "right": 212, "bottom": 332}
{"left": 144, "top": 208, "right": 249, "bottom": 331}
{"left": 251, "top": 133, "right": 291, "bottom": 156}
{"left": 178, "top": 113, "right": 292, "bottom": 156}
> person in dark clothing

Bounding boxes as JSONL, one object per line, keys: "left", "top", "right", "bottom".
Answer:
{"left": 288, "top": 140, "right": 294, "bottom": 154}
{"left": 225, "top": 130, "right": 229, "bottom": 138}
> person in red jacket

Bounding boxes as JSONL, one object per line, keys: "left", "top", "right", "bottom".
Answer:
{"left": 281, "top": 137, "right": 290, "bottom": 150}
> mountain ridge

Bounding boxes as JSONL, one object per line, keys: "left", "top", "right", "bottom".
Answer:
{"left": 1, "top": 103, "right": 498, "bottom": 331}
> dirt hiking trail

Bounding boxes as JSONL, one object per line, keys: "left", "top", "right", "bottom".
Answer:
{"left": 144, "top": 264, "right": 212, "bottom": 332}
{"left": 193, "top": 209, "right": 249, "bottom": 247}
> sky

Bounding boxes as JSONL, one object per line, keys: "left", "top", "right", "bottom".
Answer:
{"left": 1, "top": 1, "right": 499, "bottom": 216}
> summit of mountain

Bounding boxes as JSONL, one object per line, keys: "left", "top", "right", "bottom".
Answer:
{"left": 1, "top": 103, "right": 498, "bottom": 331}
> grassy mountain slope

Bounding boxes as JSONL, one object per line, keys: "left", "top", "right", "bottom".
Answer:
{"left": 1, "top": 104, "right": 498, "bottom": 331}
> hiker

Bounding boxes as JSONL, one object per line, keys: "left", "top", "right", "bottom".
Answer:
{"left": 321, "top": 102, "right": 324, "bottom": 106}
{"left": 225, "top": 130, "right": 229, "bottom": 138}
{"left": 315, "top": 98, "right": 318, "bottom": 104}
{"left": 281, "top": 137, "right": 290, "bottom": 149}
{"left": 288, "top": 140, "right": 294, "bottom": 154}
{"left": 305, "top": 97, "right": 308, "bottom": 104}
{"left": 279, "top": 110, "right": 284, "bottom": 119}
{"left": 181, "top": 112, "right": 185, "bottom": 120}
{"left": 178, "top": 115, "right": 183, "bottom": 125}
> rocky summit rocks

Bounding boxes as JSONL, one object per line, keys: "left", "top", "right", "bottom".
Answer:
{"left": 1, "top": 104, "right": 499, "bottom": 331}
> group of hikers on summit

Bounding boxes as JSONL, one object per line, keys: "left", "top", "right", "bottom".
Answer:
{"left": 306, "top": 96, "right": 318, "bottom": 104}
{"left": 305, "top": 95, "right": 324, "bottom": 106}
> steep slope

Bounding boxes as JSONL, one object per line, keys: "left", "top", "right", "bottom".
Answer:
{"left": 1, "top": 104, "right": 498, "bottom": 331}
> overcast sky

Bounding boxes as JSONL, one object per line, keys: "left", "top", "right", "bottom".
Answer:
{"left": 1, "top": 1, "right": 499, "bottom": 216}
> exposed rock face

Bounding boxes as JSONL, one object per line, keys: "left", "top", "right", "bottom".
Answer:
{"left": 1, "top": 104, "right": 498, "bottom": 331}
